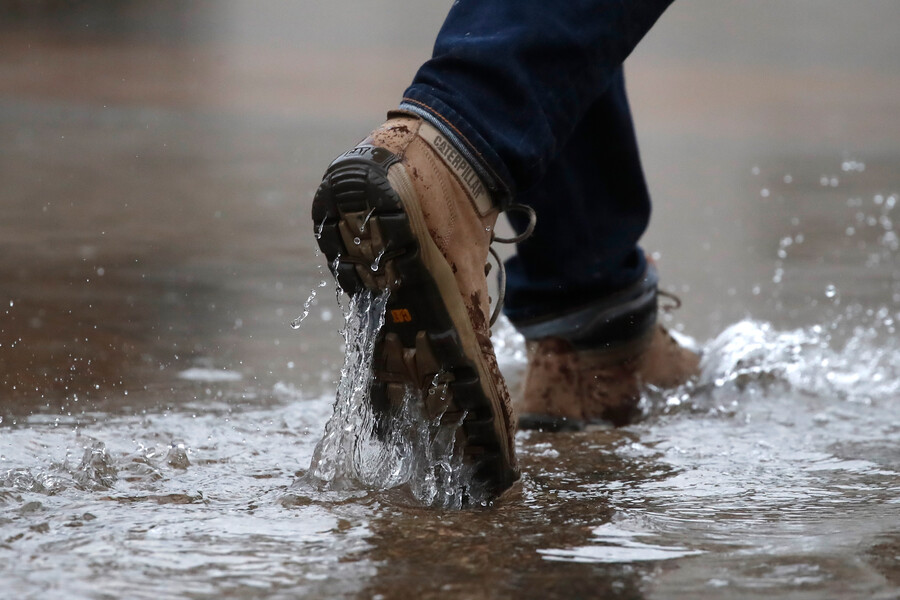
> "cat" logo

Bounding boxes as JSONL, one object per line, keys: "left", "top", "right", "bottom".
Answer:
{"left": 390, "top": 309, "right": 412, "bottom": 323}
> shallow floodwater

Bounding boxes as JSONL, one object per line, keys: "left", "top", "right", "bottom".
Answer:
{"left": 3, "top": 286, "right": 900, "bottom": 598}
{"left": 3, "top": 1, "right": 900, "bottom": 599}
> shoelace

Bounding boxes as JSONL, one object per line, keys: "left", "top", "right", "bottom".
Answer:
{"left": 484, "top": 209, "right": 683, "bottom": 327}
{"left": 486, "top": 203, "right": 537, "bottom": 327}
{"left": 658, "top": 289, "right": 683, "bottom": 313}
{"left": 484, "top": 230, "right": 681, "bottom": 327}
{"left": 646, "top": 255, "right": 684, "bottom": 315}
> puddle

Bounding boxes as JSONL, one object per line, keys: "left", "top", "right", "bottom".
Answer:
{"left": 2, "top": 4, "right": 900, "bottom": 596}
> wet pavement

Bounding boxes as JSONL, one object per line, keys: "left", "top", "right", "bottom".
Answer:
{"left": 1, "top": 1, "right": 899, "bottom": 598}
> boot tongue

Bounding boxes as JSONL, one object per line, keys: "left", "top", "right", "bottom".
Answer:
{"left": 416, "top": 122, "right": 493, "bottom": 216}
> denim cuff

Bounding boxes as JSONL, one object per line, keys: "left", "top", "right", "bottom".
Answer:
{"left": 399, "top": 90, "right": 514, "bottom": 207}
{"left": 511, "top": 264, "right": 659, "bottom": 348}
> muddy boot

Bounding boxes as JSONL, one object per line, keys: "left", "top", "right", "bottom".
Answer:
{"left": 311, "top": 114, "right": 523, "bottom": 499}
{"left": 514, "top": 264, "right": 700, "bottom": 431}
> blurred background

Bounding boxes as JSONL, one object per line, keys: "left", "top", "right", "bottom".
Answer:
{"left": 2, "top": 0, "right": 899, "bottom": 414}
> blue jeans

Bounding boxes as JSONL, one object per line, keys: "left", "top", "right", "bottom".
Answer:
{"left": 399, "top": 0, "right": 674, "bottom": 326}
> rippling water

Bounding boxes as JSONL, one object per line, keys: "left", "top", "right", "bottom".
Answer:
{"left": 2, "top": 293, "right": 899, "bottom": 598}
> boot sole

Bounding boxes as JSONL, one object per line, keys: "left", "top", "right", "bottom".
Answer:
{"left": 311, "top": 153, "right": 518, "bottom": 500}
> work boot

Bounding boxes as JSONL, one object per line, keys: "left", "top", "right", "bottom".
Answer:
{"left": 514, "top": 264, "right": 700, "bottom": 430}
{"left": 311, "top": 114, "right": 519, "bottom": 499}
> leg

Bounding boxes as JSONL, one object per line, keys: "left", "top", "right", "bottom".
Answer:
{"left": 502, "top": 72, "right": 700, "bottom": 430}
{"left": 503, "top": 68, "right": 651, "bottom": 323}
{"left": 400, "top": 0, "right": 676, "bottom": 203}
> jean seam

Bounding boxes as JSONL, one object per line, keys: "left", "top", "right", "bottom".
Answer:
{"left": 400, "top": 96, "right": 509, "bottom": 196}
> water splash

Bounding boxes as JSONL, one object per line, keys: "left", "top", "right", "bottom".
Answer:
{"left": 72, "top": 441, "right": 118, "bottom": 490}
{"left": 290, "top": 280, "right": 329, "bottom": 329}
{"left": 490, "top": 315, "right": 527, "bottom": 384}
{"left": 1, "top": 467, "right": 68, "bottom": 495}
{"left": 299, "top": 290, "right": 474, "bottom": 508}
{"left": 1, "top": 439, "right": 118, "bottom": 494}
{"left": 644, "top": 310, "right": 900, "bottom": 419}
{"left": 300, "top": 289, "right": 387, "bottom": 487}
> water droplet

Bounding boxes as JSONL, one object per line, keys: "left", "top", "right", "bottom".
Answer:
{"left": 359, "top": 207, "right": 377, "bottom": 232}
{"left": 370, "top": 248, "right": 386, "bottom": 272}
{"left": 824, "top": 284, "right": 838, "bottom": 299}
{"left": 353, "top": 237, "right": 361, "bottom": 245}
{"left": 315, "top": 221, "right": 326, "bottom": 239}
{"left": 290, "top": 288, "right": 319, "bottom": 329}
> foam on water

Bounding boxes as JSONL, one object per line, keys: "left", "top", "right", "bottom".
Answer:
{"left": 651, "top": 307, "right": 900, "bottom": 414}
